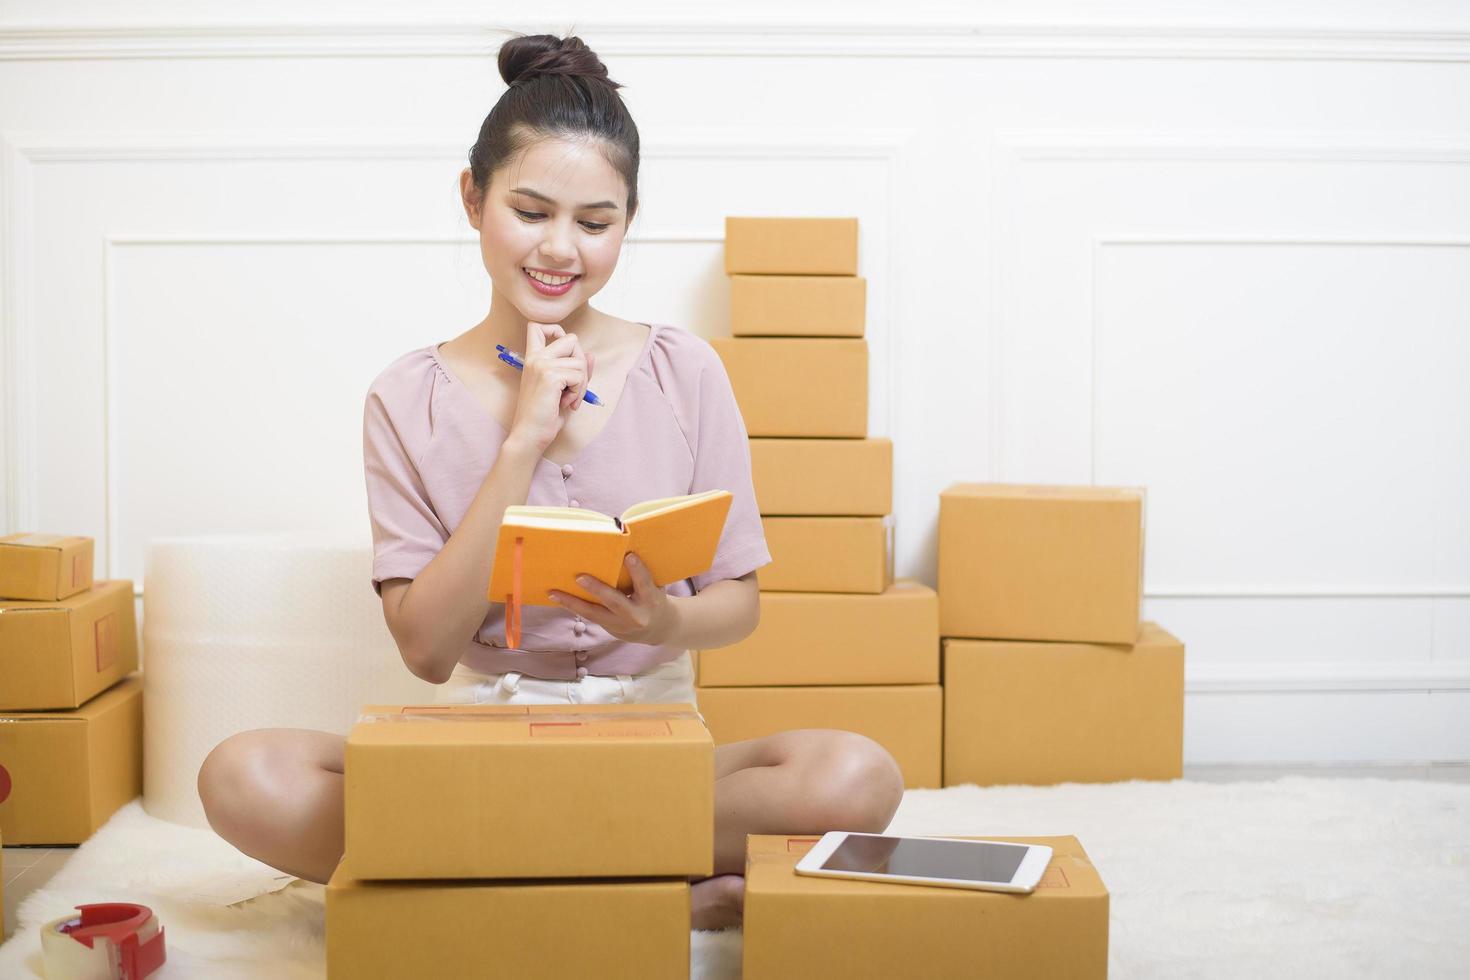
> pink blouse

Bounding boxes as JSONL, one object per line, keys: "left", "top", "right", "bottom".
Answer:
{"left": 362, "top": 323, "right": 771, "bottom": 680}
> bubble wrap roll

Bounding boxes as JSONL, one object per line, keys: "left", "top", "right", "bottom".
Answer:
{"left": 142, "top": 535, "right": 437, "bottom": 827}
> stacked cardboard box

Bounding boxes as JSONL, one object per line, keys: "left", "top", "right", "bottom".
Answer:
{"left": 938, "top": 485, "right": 1185, "bottom": 786}
{"left": 697, "top": 218, "right": 942, "bottom": 789}
{"left": 0, "top": 534, "right": 143, "bottom": 845}
{"left": 326, "top": 702, "right": 714, "bottom": 978}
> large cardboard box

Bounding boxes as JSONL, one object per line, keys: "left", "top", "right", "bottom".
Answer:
{"left": 750, "top": 437, "right": 891, "bottom": 516}
{"left": 730, "top": 274, "right": 866, "bottom": 337}
{"left": 327, "top": 861, "right": 689, "bottom": 980}
{"left": 939, "top": 483, "right": 1143, "bottom": 643}
{"left": 711, "top": 338, "right": 867, "bottom": 438}
{"left": 697, "top": 581, "right": 937, "bottom": 686}
{"left": 0, "top": 580, "right": 138, "bottom": 711}
{"left": 695, "top": 685, "right": 942, "bottom": 788}
{"left": 0, "top": 675, "right": 143, "bottom": 845}
{"left": 0, "top": 534, "right": 93, "bottom": 601}
{"left": 943, "top": 623, "right": 1184, "bottom": 787}
{"left": 345, "top": 702, "right": 714, "bottom": 880}
{"left": 761, "top": 517, "right": 890, "bottom": 593}
{"left": 743, "top": 834, "right": 1108, "bottom": 979}
{"left": 725, "top": 217, "right": 859, "bottom": 275}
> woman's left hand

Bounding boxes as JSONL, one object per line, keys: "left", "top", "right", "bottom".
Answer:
{"left": 548, "top": 553, "right": 677, "bottom": 646}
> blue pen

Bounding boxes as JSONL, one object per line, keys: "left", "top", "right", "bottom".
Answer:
{"left": 495, "top": 344, "right": 603, "bottom": 406}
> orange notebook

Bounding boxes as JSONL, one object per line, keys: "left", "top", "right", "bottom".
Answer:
{"left": 488, "top": 489, "right": 733, "bottom": 647}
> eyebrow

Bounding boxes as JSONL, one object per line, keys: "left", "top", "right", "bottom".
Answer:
{"left": 510, "top": 187, "right": 620, "bottom": 211}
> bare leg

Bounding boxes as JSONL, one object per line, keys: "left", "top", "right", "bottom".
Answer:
{"left": 690, "top": 729, "right": 906, "bottom": 931}
{"left": 198, "top": 729, "right": 346, "bottom": 884}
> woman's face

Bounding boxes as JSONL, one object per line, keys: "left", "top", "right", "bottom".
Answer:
{"left": 465, "top": 135, "right": 631, "bottom": 324}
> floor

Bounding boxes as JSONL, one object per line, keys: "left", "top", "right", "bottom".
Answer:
{"left": 4, "top": 763, "right": 1468, "bottom": 941}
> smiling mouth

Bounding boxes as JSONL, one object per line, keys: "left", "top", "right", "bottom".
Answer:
{"left": 523, "top": 268, "right": 580, "bottom": 287}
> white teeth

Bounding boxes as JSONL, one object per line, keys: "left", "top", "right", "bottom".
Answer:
{"left": 525, "top": 269, "right": 575, "bottom": 286}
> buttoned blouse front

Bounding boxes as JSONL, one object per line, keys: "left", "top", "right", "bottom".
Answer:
{"left": 362, "top": 323, "right": 771, "bottom": 680}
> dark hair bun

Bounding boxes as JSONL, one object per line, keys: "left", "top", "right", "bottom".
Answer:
{"left": 499, "top": 34, "right": 621, "bottom": 89}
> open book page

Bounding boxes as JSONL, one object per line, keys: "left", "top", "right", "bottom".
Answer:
{"left": 619, "top": 490, "right": 733, "bottom": 590}
{"left": 620, "top": 488, "right": 729, "bottom": 524}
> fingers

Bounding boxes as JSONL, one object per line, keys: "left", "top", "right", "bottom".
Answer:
{"left": 573, "top": 573, "right": 635, "bottom": 614}
{"left": 625, "top": 553, "right": 655, "bottom": 593}
{"left": 526, "top": 321, "right": 565, "bottom": 354}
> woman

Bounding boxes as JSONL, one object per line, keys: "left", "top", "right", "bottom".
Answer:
{"left": 198, "top": 32, "right": 904, "bottom": 931}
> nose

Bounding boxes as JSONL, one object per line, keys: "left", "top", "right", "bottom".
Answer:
{"left": 537, "top": 219, "right": 577, "bottom": 266}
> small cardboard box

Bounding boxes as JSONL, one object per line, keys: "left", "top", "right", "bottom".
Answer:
{"left": 939, "top": 484, "right": 1143, "bottom": 643}
{"left": 695, "top": 684, "right": 941, "bottom": 788}
{"left": 761, "top": 517, "right": 891, "bottom": 593}
{"left": 697, "top": 581, "right": 937, "bottom": 686}
{"left": 725, "top": 217, "right": 859, "bottom": 275}
{"left": 743, "top": 834, "right": 1108, "bottom": 979}
{"left": 0, "top": 534, "right": 93, "bottom": 601}
{"left": 711, "top": 338, "right": 867, "bottom": 438}
{"left": 750, "top": 437, "right": 891, "bottom": 516}
{"left": 730, "top": 274, "right": 866, "bottom": 337}
{"left": 0, "top": 675, "right": 143, "bottom": 845}
{"left": 327, "top": 861, "right": 689, "bottom": 980}
{"left": 345, "top": 702, "right": 714, "bottom": 880}
{"left": 0, "top": 580, "right": 138, "bottom": 711}
{"left": 943, "top": 623, "right": 1184, "bottom": 787}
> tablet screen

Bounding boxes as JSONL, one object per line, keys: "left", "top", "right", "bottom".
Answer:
{"left": 820, "top": 835, "right": 1028, "bottom": 883}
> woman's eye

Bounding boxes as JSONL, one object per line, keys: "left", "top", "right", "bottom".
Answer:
{"left": 513, "top": 208, "right": 546, "bottom": 221}
{"left": 580, "top": 221, "right": 611, "bottom": 232}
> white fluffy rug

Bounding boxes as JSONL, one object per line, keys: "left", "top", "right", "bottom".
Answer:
{"left": 3, "top": 777, "right": 1468, "bottom": 978}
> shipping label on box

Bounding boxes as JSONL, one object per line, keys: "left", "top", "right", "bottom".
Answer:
{"left": 0, "top": 534, "right": 94, "bottom": 602}
{"left": 698, "top": 581, "right": 937, "bottom": 686}
{"left": 939, "top": 483, "right": 1143, "bottom": 643}
{"left": 743, "top": 834, "right": 1108, "bottom": 979}
{"left": 760, "top": 516, "right": 891, "bottom": 593}
{"left": 712, "top": 338, "right": 867, "bottom": 438}
{"left": 344, "top": 702, "right": 714, "bottom": 880}
{"left": 730, "top": 274, "right": 866, "bottom": 337}
{"left": 724, "top": 217, "right": 859, "bottom": 275}
{"left": 943, "top": 623, "right": 1184, "bottom": 787}
{"left": 0, "top": 675, "right": 143, "bottom": 845}
{"left": 327, "top": 862, "right": 689, "bottom": 980}
{"left": 0, "top": 580, "right": 138, "bottom": 710}
{"left": 695, "top": 685, "right": 942, "bottom": 788}
{"left": 750, "top": 437, "right": 891, "bottom": 516}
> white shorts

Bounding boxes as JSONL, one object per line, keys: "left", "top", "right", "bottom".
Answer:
{"left": 435, "top": 650, "right": 699, "bottom": 708}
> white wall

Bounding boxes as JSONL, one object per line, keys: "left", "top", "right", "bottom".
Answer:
{"left": 2, "top": 0, "right": 1467, "bottom": 763}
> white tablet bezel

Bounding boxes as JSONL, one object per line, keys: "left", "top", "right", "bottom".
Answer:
{"left": 792, "top": 831, "right": 1054, "bottom": 894}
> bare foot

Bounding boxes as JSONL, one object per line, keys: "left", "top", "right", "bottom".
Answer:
{"left": 690, "top": 873, "right": 745, "bottom": 931}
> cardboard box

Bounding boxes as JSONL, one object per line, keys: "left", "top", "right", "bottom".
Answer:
{"left": 0, "top": 580, "right": 139, "bottom": 711}
{"left": 345, "top": 702, "right": 714, "bottom": 880}
{"left": 327, "top": 861, "right": 689, "bottom": 980}
{"left": 0, "top": 534, "right": 93, "bottom": 601}
{"left": 750, "top": 437, "right": 891, "bottom": 516}
{"left": 0, "top": 675, "right": 143, "bottom": 845}
{"left": 761, "top": 517, "right": 890, "bottom": 593}
{"left": 711, "top": 338, "right": 867, "bottom": 438}
{"left": 939, "top": 484, "right": 1143, "bottom": 643}
{"left": 943, "top": 623, "right": 1184, "bottom": 787}
{"left": 730, "top": 274, "right": 866, "bottom": 337}
{"left": 697, "top": 581, "right": 937, "bottom": 686}
{"left": 725, "top": 217, "right": 859, "bottom": 275}
{"left": 743, "top": 834, "right": 1108, "bottom": 979}
{"left": 695, "top": 685, "right": 942, "bottom": 788}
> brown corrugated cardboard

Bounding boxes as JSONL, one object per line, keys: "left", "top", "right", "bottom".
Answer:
{"left": 0, "top": 534, "right": 93, "bottom": 601}
{"left": 750, "top": 437, "right": 891, "bottom": 516}
{"left": 0, "top": 675, "right": 143, "bottom": 845}
{"left": 939, "top": 483, "right": 1143, "bottom": 643}
{"left": 344, "top": 702, "right": 714, "bottom": 880}
{"left": 943, "top": 623, "right": 1184, "bottom": 787}
{"left": 695, "top": 685, "right": 942, "bottom": 788}
{"left": 327, "top": 861, "right": 689, "bottom": 980}
{"left": 697, "top": 581, "right": 937, "bottom": 686}
{"left": 711, "top": 338, "right": 867, "bottom": 438}
{"left": 761, "top": 517, "right": 890, "bottom": 593}
{"left": 725, "top": 217, "right": 859, "bottom": 275}
{"left": 743, "top": 834, "right": 1108, "bottom": 979}
{"left": 0, "top": 580, "right": 139, "bottom": 711}
{"left": 730, "top": 274, "right": 866, "bottom": 337}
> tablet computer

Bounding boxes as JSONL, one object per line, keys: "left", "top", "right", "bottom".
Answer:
{"left": 793, "top": 831, "right": 1053, "bottom": 894}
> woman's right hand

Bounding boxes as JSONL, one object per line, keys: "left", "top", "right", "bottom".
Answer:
{"left": 506, "top": 321, "right": 596, "bottom": 455}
